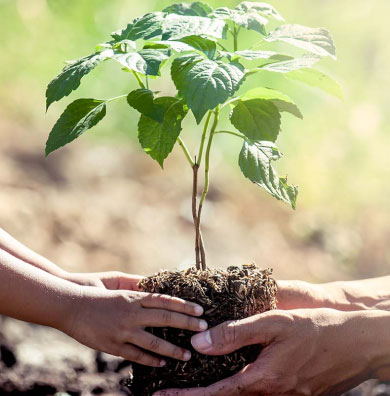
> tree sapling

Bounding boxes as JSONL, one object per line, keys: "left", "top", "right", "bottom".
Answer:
{"left": 45, "top": 1, "right": 340, "bottom": 394}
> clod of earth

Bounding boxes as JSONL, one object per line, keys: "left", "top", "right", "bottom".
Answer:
{"left": 127, "top": 264, "right": 277, "bottom": 396}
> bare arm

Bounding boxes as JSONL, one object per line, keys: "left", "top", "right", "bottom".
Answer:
{"left": 0, "top": 227, "right": 142, "bottom": 289}
{"left": 0, "top": 248, "right": 207, "bottom": 366}
{"left": 277, "top": 276, "right": 390, "bottom": 312}
{"left": 0, "top": 248, "right": 79, "bottom": 330}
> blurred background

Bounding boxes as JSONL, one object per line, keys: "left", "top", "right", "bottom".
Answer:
{"left": 0, "top": 0, "right": 389, "bottom": 395}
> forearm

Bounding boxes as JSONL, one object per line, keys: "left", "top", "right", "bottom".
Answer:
{"left": 0, "top": 248, "right": 80, "bottom": 333}
{"left": 325, "top": 276, "right": 390, "bottom": 312}
{"left": 356, "top": 310, "right": 390, "bottom": 380}
{"left": 0, "top": 227, "right": 68, "bottom": 278}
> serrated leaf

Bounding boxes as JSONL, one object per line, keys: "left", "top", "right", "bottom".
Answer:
{"left": 235, "top": 2, "right": 284, "bottom": 21}
{"left": 239, "top": 139, "right": 298, "bottom": 209}
{"left": 46, "top": 99, "right": 106, "bottom": 156}
{"left": 230, "top": 99, "right": 281, "bottom": 141}
{"left": 162, "top": 14, "right": 227, "bottom": 40}
{"left": 233, "top": 50, "right": 277, "bottom": 60}
{"left": 111, "top": 12, "right": 164, "bottom": 41}
{"left": 212, "top": 7, "right": 268, "bottom": 35}
{"left": 266, "top": 24, "right": 336, "bottom": 60}
{"left": 172, "top": 54, "right": 245, "bottom": 123}
{"left": 163, "top": 2, "right": 213, "bottom": 17}
{"left": 138, "top": 97, "right": 188, "bottom": 167}
{"left": 46, "top": 52, "right": 106, "bottom": 110}
{"left": 284, "top": 67, "right": 343, "bottom": 99}
{"left": 109, "top": 48, "right": 169, "bottom": 76}
{"left": 260, "top": 54, "right": 321, "bottom": 73}
{"left": 127, "top": 89, "right": 164, "bottom": 122}
{"left": 175, "top": 36, "right": 217, "bottom": 59}
{"left": 241, "top": 87, "right": 303, "bottom": 119}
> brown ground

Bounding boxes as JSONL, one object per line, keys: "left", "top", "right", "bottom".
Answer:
{"left": 0, "top": 116, "right": 389, "bottom": 395}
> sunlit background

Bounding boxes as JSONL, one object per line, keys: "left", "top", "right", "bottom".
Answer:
{"left": 1, "top": 0, "right": 389, "bottom": 283}
{"left": 0, "top": 1, "right": 389, "bottom": 394}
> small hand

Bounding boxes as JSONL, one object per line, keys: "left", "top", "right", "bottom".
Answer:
{"left": 64, "top": 271, "right": 144, "bottom": 291}
{"left": 155, "top": 309, "right": 385, "bottom": 396}
{"left": 66, "top": 288, "right": 208, "bottom": 367}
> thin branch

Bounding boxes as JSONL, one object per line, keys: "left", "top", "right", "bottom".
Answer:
{"left": 197, "top": 111, "right": 212, "bottom": 166}
{"left": 132, "top": 70, "right": 145, "bottom": 88}
{"left": 177, "top": 137, "right": 195, "bottom": 168}
{"left": 214, "top": 130, "right": 245, "bottom": 139}
{"left": 106, "top": 94, "right": 128, "bottom": 103}
{"left": 192, "top": 164, "right": 201, "bottom": 269}
{"left": 197, "top": 106, "right": 220, "bottom": 270}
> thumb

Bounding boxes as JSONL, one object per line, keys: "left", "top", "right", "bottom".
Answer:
{"left": 191, "top": 313, "right": 276, "bottom": 355}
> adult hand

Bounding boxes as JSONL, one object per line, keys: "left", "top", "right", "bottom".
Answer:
{"left": 276, "top": 280, "right": 341, "bottom": 310}
{"left": 64, "top": 271, "right": 144, "bottom": 290}
{"left": 155, "top": 309, "right": 390, "bottom": 396}
{"left": 66, "top": 288, "right": 207, "bottom": 367}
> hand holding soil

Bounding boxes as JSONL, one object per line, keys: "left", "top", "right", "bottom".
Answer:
{"left": 157, "top": 308, "right": 390, "bottom": 396}
{"left": 66, "top": 287, "right": 207, "bottom": 368}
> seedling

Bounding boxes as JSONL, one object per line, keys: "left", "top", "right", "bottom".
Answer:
{"left": 46, "top": 2, "right": 340, "bottom": 271}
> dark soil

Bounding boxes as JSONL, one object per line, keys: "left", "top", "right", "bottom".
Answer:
{"left": 128, "top": 264, "right": 277, "bottom": 396}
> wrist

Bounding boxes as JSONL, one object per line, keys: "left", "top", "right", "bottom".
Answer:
{"left": 346, "top": 310, "right": 390, "bottom": 380}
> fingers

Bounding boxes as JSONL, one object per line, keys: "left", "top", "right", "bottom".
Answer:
{"left": 118, "top": 274, "right": 145, "bottom": 291}
{"left": 140, "top": 309, "right": 208, "bottom": 332}
{"left": 191, "top": 312, "right": 284, "bottom": 355}
{"left": 141, "top": 293, "right": 204, "bottom": 317}
{"left": 117, "top": 343, "right": 166, "bottom": 367}
{"left": 153, "top": 372, "right": 248, "bottom": 396}
{"left": 136, "top": 331, "right": 192, "bottom": 362}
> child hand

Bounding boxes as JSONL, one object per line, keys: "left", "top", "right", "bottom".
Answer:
{"left": 66, "top": 287, "right": 207, "bottom": 367}
{"left": 64, "top": 271, "right": 144, "bottom": 290}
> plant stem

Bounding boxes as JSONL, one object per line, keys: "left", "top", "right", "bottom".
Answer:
{"left": 106, "top": 94, "right": 128, "bottom": 103}
{"left": 233, "top": 27, "right": 238, "bottom": 52}
{"left": 214, "top": 130, "right": 245, "bottom": 139}
{"left": 197, "top": 111, "right": 212, "bottom": 166}
{"left": 146, "top": 75, "right": 149, "bottom": 89}
{"left": 197, "top": 106, "right": 220, "bottom": 270}
{"left": 177, "top": 137, "right": 195, "bottom": 168}
{"left": 192, "top": 164, "right": 201, "bottom": 269}
{"left": 132, "top": 70, "right": 145, "bottom": 88}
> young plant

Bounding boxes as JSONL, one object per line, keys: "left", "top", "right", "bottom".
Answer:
{"left": 45, "top": 1, "right": 341, "bottom": 271}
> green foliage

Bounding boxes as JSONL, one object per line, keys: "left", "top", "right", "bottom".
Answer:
{"left": 46, "top": 99, "right": 106, "bottom": 155}
{"left": 138, "top": 97, "right": 188, "bottom": 167}
{"left": 46, "top": 1, "right": 341, "bottom": 210}
{"left": 239, "top": 140, "right": 298, "bottom": 209}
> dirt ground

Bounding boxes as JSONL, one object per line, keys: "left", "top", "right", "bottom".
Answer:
{"left": 0, "top": 116, "right": 389, "bottom": 395}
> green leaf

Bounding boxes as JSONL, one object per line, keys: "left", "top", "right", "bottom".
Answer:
{"left": 266, "top": 24, "right": 337, "bottom": 60}
{"left": 235, "top": 2, "right": 284, "bottom": 21}
{"left": 138, "top": 97, "right": 188, "bottom": 167}
{"left": 46, "top": 52, "right": 106, "bottom": 110}
{"left": 172, "top": 54, "right": 245, "bottom": 123}
{"left": 284, "top": 67, "right": 343, "bottom": 99}
{"left": 46, "top": 99, "right": 106, "bottom": 156}
{"left": 239, "top": 139, "right": 298, "bottom": 209}
{"left": 111, "top": 12, "right": 164, "bottom": 41}
{"left": 241, "top": 87, "right": 303, "bottom": 119}
{"left": 127, "top": 89, "right": 165, "bottom": 122}
{"left": 163, "top": 2, "right": 213, "bottom": 17}
{"left": 212, "top": 7, "right": 268, "bottom": 35}
{"left": 174, "top": 35, "right": 217, "bottom": 59}
{"left": 109, "top": 48, "right": 170, "bottom": 76}
{"left": 230, "top": 99, "right": 281, "bottom": 141}
{"left": 162, "top": 14, "right": 227, "bottom": 40}
{"left": 231, "top": 50, "right": 277, "bottom": 60}
{"left": 259, "top": 54, "right": 321, "bottom": 73}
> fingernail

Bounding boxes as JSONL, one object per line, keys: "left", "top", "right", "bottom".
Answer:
{"left": 191, "top": 330, "right": 212, "bottom": 351}
{"left": 194, "top": 305, "right": 203, "bottom": 315}
{"left": 183, "top": 350, "right": 191, "bottom": 361}
{"left": 199, "top": 320, "right": 208, "bottom": 331}
{"left": 160, "top": 359, "right": 166, "bottom": 367}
